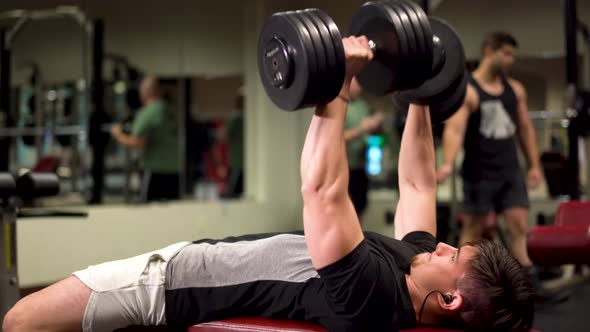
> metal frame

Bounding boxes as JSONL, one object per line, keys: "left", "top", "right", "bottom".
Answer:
{"left": 0, "top": 6, "right": 92, "bottom": 48}
{"left": 0, "top": 30, "right": 10, "bottom": 171}
{"left": 0, "top": 6, "right": 98, "bottom": 201}
{"left": 565, "top": 0, "right": 582, "bottom": 200}
{"left": 0, "top": 197, "right": 19, "bottom": 321}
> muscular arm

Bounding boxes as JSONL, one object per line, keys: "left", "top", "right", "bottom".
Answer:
{"left": 344, "top": 126, "right": 365, "bottom": 142}
{"left": 440, "top": 85, "right": 476, "bottom": 169}
{"left": 301, "top": 79, "right": 364, "bottom": 269}
{"left": 300, "top": 36, "right": 372, "bottom": 270}
{"left": 112, "top": 131, "right": 145, "bottom": 150}
{"left": 393, "top": 104, "right": 437, "bottom": 240}
{"left": 510, "top": 79, "right": 540, "bottom": 170}
{"left": 344, "top": 111, "right": 384, "bottom": 142}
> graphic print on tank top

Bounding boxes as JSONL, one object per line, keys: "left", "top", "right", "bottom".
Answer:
{"left": 479, "top": 99, "right": 516, "bottom": 139}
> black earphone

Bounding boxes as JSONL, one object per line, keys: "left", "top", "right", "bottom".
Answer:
{"left": 442, "top": 293, "right": 453, "bottom": 304}
{"left": 418, "top": 291, "right": 454, "bottom": 324}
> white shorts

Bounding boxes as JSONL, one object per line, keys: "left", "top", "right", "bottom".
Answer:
{"left": 73, "top": 242, "right": 190, "bottom": 332}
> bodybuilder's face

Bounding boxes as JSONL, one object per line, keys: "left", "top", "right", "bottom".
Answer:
{"left": 490, "top": 44, "right": 516, "bottom": 74}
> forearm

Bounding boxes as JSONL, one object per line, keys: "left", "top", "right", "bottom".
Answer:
{"left": 344, "top": 126, "right": 364, "bottom": 142}
{"left": 114, "top": 133, "right": 144, "bottom": 150}
{"left": 442, "top": 126, "right": 464, "bottom": 167}
{"left": 300, "top": 80, "right": 351, "bottom": 199}
{"left": 518, "top": 123, "right": 540, "bottom": 169}
{"left": 398, "top": 105, "right": 436, "bottom": 191}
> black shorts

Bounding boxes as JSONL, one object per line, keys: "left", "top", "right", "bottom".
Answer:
{"left": 462, "top": 175, "right": 529, "bottom": 214}
{"left": 142, "top": 171, "right": 180, "bottom": 202}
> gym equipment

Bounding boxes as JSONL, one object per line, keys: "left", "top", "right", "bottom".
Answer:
{"left": 528, "top": 201, "right": 590, "bottom": 266}
{"left": 0, "top": 172, "right": 87, "bottom": 320}
{"left": 0, "top": 123, "right": 129, "bottom": 139}
{"left": 16, "top": 172, "right": 61, "bottom": 200}
{"left": 0, "top": 172, "right": 59, "bottom": 319}
{"left": 0, "top": 174, "right": 17, "bottom": 322}
{"left": 257, "top": 0, "right": 466, "bottom": 122}
{"left": 0, "top": 6, "right": 106, "bottom": 203}
{"left": 188, "top": 317, "right": 542, "bottom": 332}
{"left": 392, "top": 17, "right": 467, "bottom": 123}
{"left": 574, "top": 90, "right": 590, "bottom": 136}
{"left": 190, "top": 318, "right": 327, "bottom": 332}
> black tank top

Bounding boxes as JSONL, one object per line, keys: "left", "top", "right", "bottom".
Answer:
{"left": 461, "top": 75, "right": 520, "bottom": 181}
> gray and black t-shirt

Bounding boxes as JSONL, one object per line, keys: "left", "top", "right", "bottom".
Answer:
{"left": 164, "top": 231, "right": 436, "bottom": 332}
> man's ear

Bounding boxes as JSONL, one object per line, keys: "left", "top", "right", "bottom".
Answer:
{"left": 438, "top": 291, "right": 463, "bottom": 312}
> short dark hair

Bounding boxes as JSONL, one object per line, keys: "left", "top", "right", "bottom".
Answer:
{"left": 481, "top": 32, "right": 518, "bottom": 53}
{"left": 455, "top": 241, "right": 535, "bottom": 332}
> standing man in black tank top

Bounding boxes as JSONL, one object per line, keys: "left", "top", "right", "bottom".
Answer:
{"left": 437, "top": 32, "right": 563, "bottom": 303}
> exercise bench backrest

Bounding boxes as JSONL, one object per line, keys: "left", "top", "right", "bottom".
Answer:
{"left": 555, "top": 201, "right": 590, "bottom": 227}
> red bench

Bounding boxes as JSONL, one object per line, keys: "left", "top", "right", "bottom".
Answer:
{"left": 528, "top": 201, "right": 590, "bottom": 266}
{"left": 188, "top": 318, "right": 459, "bottom": 331}
{"left": 189, "top": 317, "right": 541, "bottom": 332}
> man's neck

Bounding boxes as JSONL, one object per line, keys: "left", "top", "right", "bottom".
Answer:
{"left": 473, "top": 61, "right": 501, "bottom": 84}
{"left": 405, "top": 274, "right": 437, "bottom": 326}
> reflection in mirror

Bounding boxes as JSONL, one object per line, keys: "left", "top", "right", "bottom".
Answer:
{"left": 185, "top": 76, "right": 244, "bottom": 201}
{"left": 1, "top": 1, "right": 246, "bottom": 206}
{"left": 100, "top": 75, "right": 244, "bottom": 204}
{"left": 0, "top": 4, "right": 91, "bottom": 208}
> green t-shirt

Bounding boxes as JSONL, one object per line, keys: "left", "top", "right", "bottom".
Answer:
{"left": 132, "top": 99, "right": 179, "bottom": 173}
{"left": 345, "top": 98, "right": 371, "bottom": 170}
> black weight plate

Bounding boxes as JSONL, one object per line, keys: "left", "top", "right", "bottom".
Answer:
{"left": 283, "top": 12, "right": 320, "bottom": 108}
{"left": 257, "top": 13, "right": 309, "bottom": 110}
{"left": 394, "top": 17, "right": 465, "bottom": 103}
{"left": 404, "top": 0, "right": 433, "bottom": 82}
{"left": 394, "top": 0, "right": 430, "bottom": 86}
{"left": 293, "top": 10, "right": 328, "bottom": 105}
{"left": 0, "top": 173, "right": 16, "bottom": 198}
{"left": 302, "top": 9, "right": 342, "bottom": 104}
{"left": 314, "top": 10, "right": 346, "bottom": 98}
{"left": 430, "top": 69, "right": 468, "bottom": 123}
{"left": 350, "top": 1, "right": 408, "bottom": 95}
{"left": 393, "top": 69, "right": 467, "bottom": 124}
{"left": 384, "top": 1, "right": 422, "bottom": 90}
{"left": 374, "top": 1, "right": 413, "bottom": 92}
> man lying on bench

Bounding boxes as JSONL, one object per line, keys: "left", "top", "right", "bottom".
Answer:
{"left": 2, "top": 36, "right": 534, "bottom": 332}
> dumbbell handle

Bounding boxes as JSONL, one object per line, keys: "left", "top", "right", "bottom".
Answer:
{"left": 367, "top": 35, "right": 445, "bottom": 79}
{"left": 368, "top": 40, "right": 377, "bottom": 52}
{"left": 366, "top": 35, "right": 440, "bottom": 55}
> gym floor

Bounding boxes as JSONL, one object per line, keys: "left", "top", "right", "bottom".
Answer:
{"left": 534, "top": 277, "right": 590, "bottom": 331}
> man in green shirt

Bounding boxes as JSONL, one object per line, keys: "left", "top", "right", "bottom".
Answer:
{"left": 344, "top": 78, "right": 384, "bottom": 218}
{"left": 111, "top": 77, "right": 180, "bottom": 202}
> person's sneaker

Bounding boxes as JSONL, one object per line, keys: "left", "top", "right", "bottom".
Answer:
{"left": 534, "top": 285, "right": 570, "bottom": 305}
{"left": 526, "top": 266, "right": 570, "bottom": 306}
{"left": 536, "top": 266, "right": 564, "bottom": 281}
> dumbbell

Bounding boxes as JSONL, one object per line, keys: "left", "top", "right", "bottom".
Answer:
{"left": 257, "top": 0, "right": 467, "bottom": 123}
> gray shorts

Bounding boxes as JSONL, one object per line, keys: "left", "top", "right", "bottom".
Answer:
{"left": 462, "top": 175, "right": 530, "bottom": 215}
{"left": 73, "top": 242, "right": 190, "bottom": 332}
